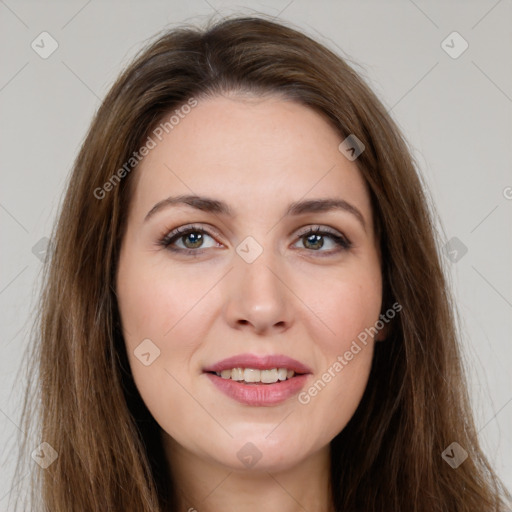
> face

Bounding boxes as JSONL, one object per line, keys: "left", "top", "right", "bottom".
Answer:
{"left": 116, "top": 93, "right": 384, "bottom": 473}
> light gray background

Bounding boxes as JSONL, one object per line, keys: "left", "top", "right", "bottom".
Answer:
{"left": 1, "top": 0, "right": 511, "bottom": 507}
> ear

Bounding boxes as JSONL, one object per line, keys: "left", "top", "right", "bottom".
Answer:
{"left": 375, "top": 316, "right": 391, "bottom": 342}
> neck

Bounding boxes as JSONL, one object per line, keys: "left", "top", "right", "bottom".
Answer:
{"left": 162, "top": 433, "right": 334, "bottom": 512}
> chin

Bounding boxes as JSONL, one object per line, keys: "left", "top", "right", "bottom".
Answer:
{"left": 203, "top": 432, "right": 317, "bottom": 473}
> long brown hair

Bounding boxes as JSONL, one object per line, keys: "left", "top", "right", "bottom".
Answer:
{"left": 12, "top": 14, "right": 511, "bottom": 511}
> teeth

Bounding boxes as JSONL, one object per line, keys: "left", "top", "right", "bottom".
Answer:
{"left": 231, "top": 368, "right": 244, "bottom": 381}
{"left": 244, "top": 368, "right": 260, "bottom": 382}
{"left": 216, "top": 367, "right": 296, "bottom": 383}
{"left": 261, "top": 369, "right": 278, "bottom": 383}
{"left": 277, "top": 368, "right": 287, "bottom": 381}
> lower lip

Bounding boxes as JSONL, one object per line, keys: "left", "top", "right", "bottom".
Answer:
{"left": 205, "top": 373, "right": 309, "bottom": 406}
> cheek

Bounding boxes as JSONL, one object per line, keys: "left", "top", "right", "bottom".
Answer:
{"left": 292, "top": 268, "right": 381, "bottom": 438}
{"left": 307, "top": 265, "right": 383, "bottom": 354}
{"left": 116, "top": 252, "right": 207, "bottom": 410}
{"left": 116, "top": 263, "right": 210, "bottom": 442}
{"left": 117, "top": 252, "right": 210, "bottom": 346}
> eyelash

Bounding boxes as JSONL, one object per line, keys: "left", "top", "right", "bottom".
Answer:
{"left": 158, "top": 224, "right": 352, "bottom": 257}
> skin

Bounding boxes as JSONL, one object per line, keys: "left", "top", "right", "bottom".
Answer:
{"left": 116, "top": 93, "right": 386, "bottom": 512}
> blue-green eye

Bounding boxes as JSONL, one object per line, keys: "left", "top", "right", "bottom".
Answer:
{"left": 160, "top": 225, "right": 219, "bottom": 252}
{"left": 294, "top": 226, "right": 352, "bottom": 252}
{"left": 159, "top": 224, "right": 352, "bottom": 255}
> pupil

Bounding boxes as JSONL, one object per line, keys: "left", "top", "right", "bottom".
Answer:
{"left": 184, "top": 232, "right": 203, "bottom": 248}
{"left": 306, "top": 234, "right": 323, "bottom": 250}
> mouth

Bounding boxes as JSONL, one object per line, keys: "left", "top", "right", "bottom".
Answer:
{"left": 203, "top": 354, "right": 312, "bottom": 406}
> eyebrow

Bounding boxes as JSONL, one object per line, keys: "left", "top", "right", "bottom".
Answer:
{"left": 144, "top": 194, "right": 366, "bottom": 230}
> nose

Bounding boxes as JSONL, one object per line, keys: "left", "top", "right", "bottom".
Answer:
{"left": 223, "top": 251, "right": 294, "bottom": 335}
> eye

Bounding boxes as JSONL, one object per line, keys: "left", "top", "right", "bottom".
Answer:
{"left": 293, "top": 226, "right": 351, "bottom": 254}
{"left": 159, "top": 225, "right": 220, "bottom": 254}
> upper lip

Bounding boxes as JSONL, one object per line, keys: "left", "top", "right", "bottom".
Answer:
{"left": 203, "top": 353, "right": 312, "bottom": 374}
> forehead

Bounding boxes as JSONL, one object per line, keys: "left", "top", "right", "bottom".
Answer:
{"left": 129, "top": 94, "right": 373, "bottom": 223}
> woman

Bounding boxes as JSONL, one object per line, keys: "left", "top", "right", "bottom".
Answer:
{"left": 13, "top": 14, "right": 511, "bottom": 512}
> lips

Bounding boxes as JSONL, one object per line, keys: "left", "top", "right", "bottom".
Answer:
{"left": 203, "top": 353, "right": 312, "bottom": 406}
